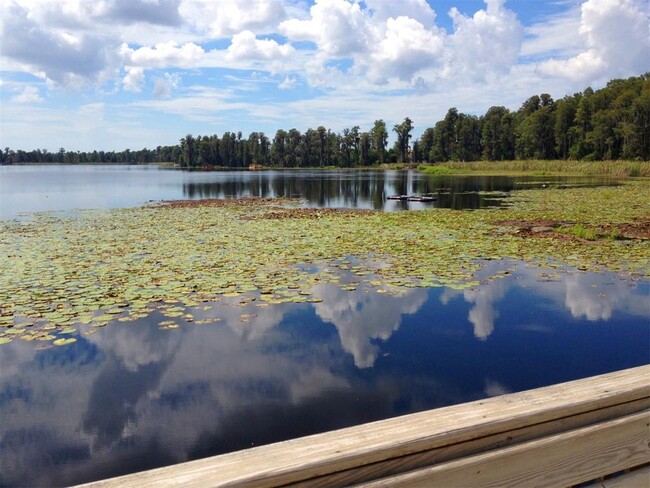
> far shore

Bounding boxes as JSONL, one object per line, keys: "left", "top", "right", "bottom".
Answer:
{"left": 3, "top": 159, "right": 650, "bottom": 177}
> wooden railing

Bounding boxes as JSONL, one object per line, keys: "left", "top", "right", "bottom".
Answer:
{"left": 80, "top": 365, "right": 650, "bottom": 488}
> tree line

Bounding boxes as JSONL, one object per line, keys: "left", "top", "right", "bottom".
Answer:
{"left": 2, "top": 74, "right": 647, "bottom": 166}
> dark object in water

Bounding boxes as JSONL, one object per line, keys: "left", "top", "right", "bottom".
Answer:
{"left": 387, "top": 195, "right": 436, "bottom": 202}
{"left": 407, "top": 196, "right": 436, "bottom": 202}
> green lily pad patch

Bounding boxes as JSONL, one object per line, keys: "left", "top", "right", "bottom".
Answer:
{"left": 0, "top": 181, "right": 648, "bottom": 347}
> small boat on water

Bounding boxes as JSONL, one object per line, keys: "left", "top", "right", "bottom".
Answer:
{"left": 387, "top": 195, "right": 408, "bottom": 200}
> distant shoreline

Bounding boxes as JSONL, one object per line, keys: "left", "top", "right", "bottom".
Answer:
{"left": 3, "top": 160, "right": 649, "bottom": 177}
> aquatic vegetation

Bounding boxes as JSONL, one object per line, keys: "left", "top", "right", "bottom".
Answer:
{"left": 418, "top": 160, "right": 650, "bottom": 177}
{"left": 556, "top": 224, "right": 602, "bottom": 241}
{"left": 417, "top": 165, "right": 465, "bottom": 175}
{"left": 0, "top": 181, "right": 648, "bottom": 346}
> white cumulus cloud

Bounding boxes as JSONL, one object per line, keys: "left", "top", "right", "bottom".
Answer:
{"left": 121, "top": 41, "right": 206, "bottom": 68}
{"left": 281, "top": 0, "right": 447, "bottom": 85}
{"left": 280, "top": 0, "right": 372, "bottom": 57}
{"left": 446, "top": 0, "right": 523, "bottom": 79}
{"left": 540, "top": 0, "right": 650, "bottom": 82}
{"left": 226, "top": 30, "right": 294, "bottom": 61}
{"left": 181, "top": 0, "right": 286, "bottom": 37}
{"left": 279, "top": 0, "right": 525, "bottom": 86}
{"left": 364, "top": 0, "right": 437, "bottom": 26}
{"left": 540, "top": 49, "right": 608, "bottom": 82}
{"left": 0, "top": 3, "right": 120, "bottom": 87}
{"left": 369, "top": 16, "right": 444, "bottom": 83}
{"left": 122, "top": 66, "right": 145, "bottom": 92}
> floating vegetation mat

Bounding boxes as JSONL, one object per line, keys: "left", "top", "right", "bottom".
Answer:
{"left": 1, "top": 183, "right": 649, "bottom": 347}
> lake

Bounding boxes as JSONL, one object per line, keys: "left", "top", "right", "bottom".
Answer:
{"left": 0, "top": 165, "right": 647, "bottom": 487}
{"left": 0, "top": 164, "right": 618, "bottom": 220}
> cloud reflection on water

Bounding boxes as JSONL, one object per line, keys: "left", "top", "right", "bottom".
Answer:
{"left": 0, "top": 263, "right": 648, "bottom": 486}
{"left": 312, "top": 283, "right": 428, "bottom": 367}
{"left": 563, "top": 273, "right": 649, "bottom": 321}
{"left": 439, "top": 262, "right": 649, "bottom": 340}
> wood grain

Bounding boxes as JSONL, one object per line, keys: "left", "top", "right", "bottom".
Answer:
{"left": 293, "top": 398, "right": 650, "bottom": 487}
{"left": 357, "top": 410, "right": 650, "bottom": 488}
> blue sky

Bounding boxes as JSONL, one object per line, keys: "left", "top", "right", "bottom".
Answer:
{"left": 0, "top": 0, "right": 648, "bottom": 152}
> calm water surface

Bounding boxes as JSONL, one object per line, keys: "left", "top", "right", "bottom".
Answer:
{"left": 0, "top": 164, "right": 618, "bottom": 219}
{"left": 0, "top": 165, "right": 647, "bottom": 487}
{"left": 1, "top": 263, "right": 648, "bottom": 486}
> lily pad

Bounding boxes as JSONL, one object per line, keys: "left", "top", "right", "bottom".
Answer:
{"left": 1, "top": 180, "right": 648, "bottom": 347}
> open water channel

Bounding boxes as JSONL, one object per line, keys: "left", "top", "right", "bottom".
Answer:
{"left": 0, "top": 164, "right": 622, "bottom": 219}
{"left": 0, "top": 165, "right": 648, "bottom": 486}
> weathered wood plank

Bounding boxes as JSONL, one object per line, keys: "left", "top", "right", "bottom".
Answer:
{"left": 292, "top": 397, "right": 650, "bottom": 487}
{"left": 78, "top": 365, "right": 650, "bottom": 488}
{"left": 357, "top": 410, "right": 650, "bottom": 488}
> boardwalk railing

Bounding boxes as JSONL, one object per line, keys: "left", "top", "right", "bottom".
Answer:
{"left": 81, "top": 365, "right": 650, "bottom": 487}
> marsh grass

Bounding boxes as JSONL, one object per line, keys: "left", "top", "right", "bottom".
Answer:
{"left": 556, "top": 223, "right": 629, "bottom": 241}
{"left": 558, "top": 224, "right": 599, "bottom": 240}
{"left": 418, "top": 160, "right": 650, "bottom": 177}
{"left": 417, "top": 165, "right": 464, "bottom": 175}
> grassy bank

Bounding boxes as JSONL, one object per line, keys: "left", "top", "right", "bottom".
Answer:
{"left": 418, "top": 160, "right": 650, "bottom": 177}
